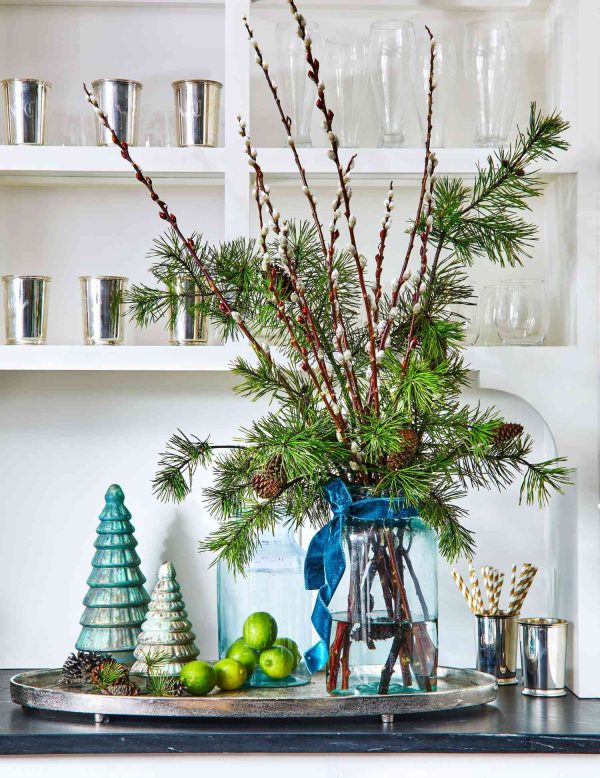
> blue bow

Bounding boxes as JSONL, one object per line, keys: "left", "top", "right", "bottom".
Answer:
{"left": 303, "top": 478, "right": 418, "bottom": 673}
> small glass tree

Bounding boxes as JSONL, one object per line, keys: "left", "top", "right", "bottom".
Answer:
{"left": 76, "top": 485, "right": 150, "bottom": 664}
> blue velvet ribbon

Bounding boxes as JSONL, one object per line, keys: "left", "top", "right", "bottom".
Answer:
{"left": 303, "top": 477, "right": 418, "bottom": 673}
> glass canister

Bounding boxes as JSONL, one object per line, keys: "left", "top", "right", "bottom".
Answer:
{"left": 325, "top": 488, "right": 438, "bottom": 696}
{"left": 217, "top": 524, "right": 312, "bottom": 688}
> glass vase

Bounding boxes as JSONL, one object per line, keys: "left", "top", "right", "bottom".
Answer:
{"left": 464, "top": 21, "right": 520, "bottom": 147}
{"left": 368, "top": 20, "right": 415, "bottom": 147}
{"left": 276, "top": 22, "right": 321, "bottom": 148}
{"left": 217, "top": 524, "right": 312, "bottom": 687}
{"left": 324, "top": 36, "right": 368, "bottom": 148}
{"left": 326, "top": 488, "right": 438, "bottom": 696}
{"left": 415, "top": 32, "right": 456, "bottom": 148}
{"left": 495, "top": 279, "right": 549, "bottom": 345}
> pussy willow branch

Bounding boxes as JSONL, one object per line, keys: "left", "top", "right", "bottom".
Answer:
{"left": 373, "top": 27, "right": 437, "bottom": 375}
{"left": 286, "top": 0, "right": 380, "bottom": 415}
{"left": 243, "top": 17, "right": 363, "bottom": 416}
{"left": 82, "top": 83, "right": 286, "bottom": 387}
{"left": 374, "top": 182, "right": 394, "bottom": 324}
{"left": 240, "top": 131, "right": 345, "bottom": 424}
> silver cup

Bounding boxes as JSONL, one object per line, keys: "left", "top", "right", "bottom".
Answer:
{"left": 91, "top": 79, "right": 142, "bottom": 146}
{"left": 476, "top": 613, "right": 518, "bottom": 685}
{"left": 172, "top": 80, "right": 222, "bottom": 147}
{"left": 2, "top": 79, "right": 52, "bottom": 145}
{"left": 519, "top": 618, "right": 568, "bottom": 697}
{"left": 169, "top": 276, "right": 208, "bottom": 345}
{"left": 80, "top": 276, "right": 128, "bottom": 345}
{"left": 2, "top": 275, "right": 51, "bottom": 344}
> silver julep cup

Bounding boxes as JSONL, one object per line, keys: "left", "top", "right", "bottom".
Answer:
{"left": 169, "top": 276, "right": 208, "bottom": 345}
{"left": 2, "top": 79, "right": 52, "bottom": 145}
{"left": 2, "top": 275, "right": 51, "bottom": 344}
{"left": 80, "top": 276, "right": 128, "bottom": 345}
{"left": 476, "top": 613, "right": 518, "bottom": 685}
{"left": 519, "top": 618, "right": 568, "bottom": 697}
{"left": 92, "top": 79, "right": 142, "bottom": 146}
{"left": 172, "top": 80, "right": 222, "bottom": 147}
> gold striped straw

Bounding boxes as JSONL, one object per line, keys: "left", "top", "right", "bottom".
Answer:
{"left": 492, "top": 571, "right": 504, "bottom": 614}
{"left": 468, "top": 560, "right": 483, "bottom": 614}
{"left": 452, "top": 569, "right": 473, "bottom": 612}
{"left": 509, "top": 564, "right": 517, "bottom": 608}
{"left": 482, "top": 566, "right": 493, "bottom": 613}
{"left": 510, "top": 564, "right": 538, "bottom": 614}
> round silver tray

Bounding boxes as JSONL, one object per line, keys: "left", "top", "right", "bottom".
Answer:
{"left": 11, "top": 667, "right": 497, "bottom": 723}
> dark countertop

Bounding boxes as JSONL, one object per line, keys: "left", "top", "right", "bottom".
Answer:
{"left": 2, "top": 669, "right": 600, "bottom": 755}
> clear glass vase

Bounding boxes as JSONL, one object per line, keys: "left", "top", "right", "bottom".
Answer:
{"left": 368, "top": 20, "right": 415, "bottom": 147}
{"left": 324, "top": 36, "right": 368, "bottom": 148}
{"left": 495, "top": 279, "right": 549, "bottom": 345}
{"left": 326, "top": 489, "right": 438, "bottom": 696}
{"left": 276, "top": 22, "right": 321, "bottom": 148}
{"left": 464, "top": 21, "right": 520, "bottom": 147}
{"left": 217, "top": 524, "right": 312, "bottom": 687}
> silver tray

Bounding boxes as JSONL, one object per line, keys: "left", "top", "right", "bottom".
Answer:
{"left": 11, "top": 668, "right": 497, "bottom": 723}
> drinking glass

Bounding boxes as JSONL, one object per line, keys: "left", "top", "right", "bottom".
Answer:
{"left": 495, "top": 280, "right": 549, "bottom": 345}
{"left": 448, "top": 302, "right": 479, "bottom": 345}
{"left": 464, "top": 21, "right": 520, "bottom": 147}
{"left": 324, "top": 37, "right": 368, "bottom": 147}
{"left": 276, "top": 22, "right": 321, "bottom": 148}
{"left": 415, "top": 32, "right": 456, "bottom": 147}
{"left": 368, "top": 20, "right": 415, "bottom": 147}
{"left": 478, "top": 284, "right": 502, "bottom": 345}
{"left": 141, "top": 108, "right": 175, "bottom": 148}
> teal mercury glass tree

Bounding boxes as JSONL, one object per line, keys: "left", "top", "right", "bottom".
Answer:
{"left": 131, "top": 561, "right": 199, "bottom": 676}
{"left": 76, "top": 484, "right": 150, "bottom": 664}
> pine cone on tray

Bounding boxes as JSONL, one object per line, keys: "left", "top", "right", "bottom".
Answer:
{"left": 104, "top": 680, "right": 140, "bottom": 697}
{"left": 171, "top": 680, "right": 186, "bottom": 697}
{"left": 251, "top": 455, "right": 287, "bottom": 499}
{"left": 492, "top": 423, "right": 524, "bottom": 445}
{"left": 61, "top": 651, "right": 106, "bottom": 685}
{"left": 386, "top": 429, "right": 418, "bottom": 471}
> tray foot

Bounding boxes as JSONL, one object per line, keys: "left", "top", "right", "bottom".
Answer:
{"left": 381, "top": 714, "right": 394, "bottom": 724}
{"left": 94, "top": 713, "right": 110, "bottom": 724}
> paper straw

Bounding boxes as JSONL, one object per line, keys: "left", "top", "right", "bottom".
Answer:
{"left": 492, "top": 572, "right": 504, "bottom": 614}
{"left": 509, "top": 564, "right": 517, "bottom": 607}
{"left": 468, "top": 561, "right": 483, "bottom": 614}
{"left": 510, "top": 564, "right": 538, "bottom": 614}
{"left": 452, "top": 570, "right": 473, "bottom": 612}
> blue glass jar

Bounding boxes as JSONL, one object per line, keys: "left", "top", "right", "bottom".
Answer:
{"left": 325, "top": 488, "right": 438, "bottom": 696}
{"left": 217, "top": 524, "right": 312, "bottom": 687}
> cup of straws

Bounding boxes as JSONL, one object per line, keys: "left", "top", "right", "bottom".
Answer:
{"left": 452, "top": 562, "right": 537, "bottom": 685}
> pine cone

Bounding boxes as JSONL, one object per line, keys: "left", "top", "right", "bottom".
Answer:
{"left": 251, "top": 456, "right": 286, "bottom": 499}
{"left": 263, "top": 266, "right": 293, "bottom": 299}
{"left": 61, "top": 651, "right": 106, "bottom": 685}
{"left": 492, "top": 423, "right": 523, "bottom": 445}
{"left": 171, "top": 680, "right": 186, "bottom": 697}
{"left": 386, "top": 429, "right": 418, "bottom": 470}
{"left": 104, "top": 680, "right": 139, "bottom": 697}
{"left": 90, "top": 660, "right": 128, "bottom": 687}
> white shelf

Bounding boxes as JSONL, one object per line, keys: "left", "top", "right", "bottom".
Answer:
{"left": 0, "top": 342, "right": 576, "bottom": 372}
{"left": 0, "top": 343, "right": 251, "bottom": 371}
{"left": 258, "top": 147, "right": 577, "bottom": 183}
{"left": 0, "top": 146, "right": 225, "bottom": 183}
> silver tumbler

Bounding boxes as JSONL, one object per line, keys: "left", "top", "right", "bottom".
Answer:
{"left": 2, "top": 79, "right": 51, "bottom": 145}
{"left": 519, "top": 618, "right": 568, "bottom": 697}
{"left": 172, "top": 80, "right": 222, "bottom": 147}
{"left": 2, "top": 275, "right": 51, "bottom": 344}
{"left": 80, "top": 276, "right": 128, "bottom": 345}
{"left": 91, "top": 79, "right": 142, "bottom": 146}
{"left": 169, "top": 276, "right": 208, "bottom": 345}
{"left": 476, "top": 613, "right": 518, "bottom": 685}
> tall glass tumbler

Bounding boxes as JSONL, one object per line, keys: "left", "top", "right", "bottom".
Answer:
{"left": 464, "top": 21, "right": 519, "bottom": 147}
{"left": 2, "top": 79, "right": 52, "bottom": 145}
{"left": 80, "top": 276, "right": 128, "bottom": 345}
{"left": 276, "top": 22, "right": 321, "bottom": 148}
{"left": 324, "top": 37, "right": 368, "bottom": 147}
{"left": 415, "top": 33, "right": 456, "bottom": 147}
{"left": 495, "top": 279, "right": 549, "bottom": 345}
{"left": 92, "top": 79, "right": 142, "bottom": 146}
{"left": 368, "top": 20, "right": 415, "bottom": 148}
{"left": 2, "top": 275, "right": 51, "bottom": 344}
